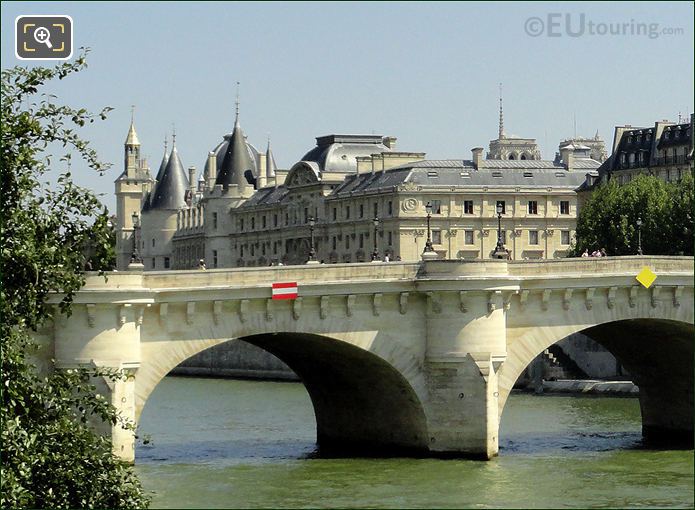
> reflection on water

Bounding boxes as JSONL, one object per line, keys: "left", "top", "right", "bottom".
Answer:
{"left": 135, "top": 377, "right": 693, "bottom": 509}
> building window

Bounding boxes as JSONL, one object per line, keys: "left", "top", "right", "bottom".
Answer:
{"left": 332, "top": 236, "right": 337, "bottom": 250}
{"left": 431, "top": 200, "right": 442, "bottom": 214}
{"left": 240, "top": 218, "right": 244, "bottom": 231}
{"left": 251, "top": 217, "right": 255, "bottom": 230}
{"left": 273, "top": 242, "right": 277, "bottom": 255}
{"left": 262, "top": 216, "right": 266, "bottom": 229}
{"left": 164, "top": 257, "right": 170, "bottom": 269}
{"left": 388, "top": 231, "right": 393, "bottom": 246}
{"left": 359, "top": 233, "right": 364, "bottom": 249}
{"left": 560, "top": 201, "right": 570, "bottom": 215}
{"left": 528, "top": 201, "right": 538, "bottom": 215}
{"left": 304, "top": 208, "right": 308, "bottom": 223}
{"left": 213, "top": 250, "right": 218, "bottom": 268}
{"left": 359, "top": 204, "right": 364, "bottom": 218}
{"left": 561, "top": 230, "right": 570, "bottom": 245}
{"left": 346, "top": 206, "right": 351, "bottom": 219}
{"left": 332, "top": 207, "right": 337, "bottom": 221}
{"left": 345, "top": 236, "right": 350, "bottom": 249}
{"left": 285, "top": 213, "right": 289, "bottom": 226}
{"left": 240, "top": 246, "right": 244, "bottom": 257}
{"left": 464, "top": 200, "right": 473, "bottom": 215}
{"left": 152, "top": 238, "right": 155, "bottom": 247}
{"left": 388, "top": 201, "right": 393, "bottom": 216}
{"left": 464, "top": 230, "right": 474, "bottom": 244}
{"left": 151, "top": 258, "right": 155, "bottom": 269}
{"left": 529, "top": 230, "right": 539, "bottom": 245}
{"left": 432, "top": 229, "right": 442, "bottom": 245}
{"left": 262, "top": 244, "right": 266, "bottom": 255}
{"left": 251, "top": 245, "right": 255, "bottom": 256}
{"left": 373, "top": 202, "right": 378, "bottom": 218}
{"left": 273, "top": 214, "right": 278, "bottom": 227}
{"left": 496, "top": 200, "right": 506, "bottom": 214}
{"left": 213, "top": 212, "right": 218, "bottom": 229}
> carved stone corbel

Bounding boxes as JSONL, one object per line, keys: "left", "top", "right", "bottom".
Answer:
{"left": 292, "top": 297, "right": 302, "bottom": 320}
{"left": 159, "top": 303, "right": 168, "bottom": 324}
{"left": 607, "top": 287, "right": 617, "bottom": 309}
{"left": 459, "top": 291, "right": 468, "bottom": 313}
{"left": 651, "top": 286, "right": 660, "bottom": 308}
{"left": 562, "top": 289, "right": 573, "bottom": 311}
{"left": 488, "top": 290, "right": 501, "bottom": 314}
{"left": 118, "top": 304, "right": 131, "bottom": 327}
{"left": 186, "top": 302, "right": 195, "bottom": 325}
{"left": 629, "top": 287, "right": 638, "bottom": 308}
{"left": 399, "top": 292, "right": 409, "bottom": 315}
{"left": 320, "top": 296, "right": 329, "bottom": 319}
{"left": 346, "top": 294, "right": 356, "bottom": 317}
{"left": 373, "top": 293, "right": 382, "bottom": 316}
{"left": 519, "top": 290, "right": 529, "bottom": 310}
{"left": 541, "top": 289, "right": 551, "bottom": 311}
{"left": 673, "top": 286, "right": 683, "bottom": 307}
{"left": 213, "top": 300, "right": 222, "bottom": 324}
{"left": 503, "top": 292, "right": 513, "bottom": 312}
{"left": 585, "top": 288, "right": 595, "bottom": 310}
{"left": 427, "top": 292, "right": 442, "bottom": 314}
{"left": 86, "top": 304, "right": 96, "bottom": 327}
{"left": 239, "top": 299, "right": 249, "bottom": 323}
{"left": 266, "top": 299, "right": 274, "bottom": 321}
{"left": 136, "top": 304, "right": 150, "bottom": 327}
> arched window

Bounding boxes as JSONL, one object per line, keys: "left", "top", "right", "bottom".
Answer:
{"left": 508, "top": 154, "right": 515, "bottom": 160}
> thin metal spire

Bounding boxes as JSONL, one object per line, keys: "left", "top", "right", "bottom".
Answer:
{"left": 498, "top": 83, "right": 504, "bottom": 139}
{"left": 130, "top": 104, "right": 135, "bottom": 123}
{"left": 172, "top": 123, "right": 176, "bottom": 147}
{"left": 235, "top": 81, "right": 240, "bottom": 127}
{"left": 164, "top": 134, "right": 168, "bottom": 153}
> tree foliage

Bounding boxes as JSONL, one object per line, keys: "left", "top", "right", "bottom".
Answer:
{"left": 1, "top": 53, "right": 150, "bottom": 508}
{"left": 572, "top": 173, "right": 694, "bottom": 256}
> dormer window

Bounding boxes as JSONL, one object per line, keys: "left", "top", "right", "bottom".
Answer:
{"left": 627, "top": 136, "right": 633, "bottom": 143}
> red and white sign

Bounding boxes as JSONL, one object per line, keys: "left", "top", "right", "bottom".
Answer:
{"left": 272, "top": 282, "right": 298, "bottom": 300}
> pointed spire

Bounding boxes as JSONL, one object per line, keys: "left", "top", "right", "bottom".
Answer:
{"left": 125, "top": 105, "right": 140, "bottom": 146}
{"left": 149, "top": 141, "right": 189, "bottom": 210}
{"left": 155, "top": 134, "right": 170, "bottom": 183}
{"left": 172, "top": 123, "right": 177, "bottom": 147}
{"left": 265, "top": 135, "right": 276, "bottom": 179}
{"left": 498, "top": 83, "right": 505, "bottom": 140}
{"left": 234, "top": 81, "right": 241, "bottom": 128}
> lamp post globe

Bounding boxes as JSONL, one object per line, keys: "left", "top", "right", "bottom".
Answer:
{"left": 636, "top": 217, "right": 643, "bottom": 256}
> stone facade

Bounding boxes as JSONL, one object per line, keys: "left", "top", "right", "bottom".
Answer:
{"left": 115, "top": 111, "right": 604, "bottom": 270}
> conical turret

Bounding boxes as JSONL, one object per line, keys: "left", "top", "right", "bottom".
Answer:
{"left": 149, "top": 141, "right": 189, "bottom": 210}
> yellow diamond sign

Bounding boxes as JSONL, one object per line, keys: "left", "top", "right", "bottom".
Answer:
{"left": 636, "top": 266, "right": 657, "bottom": 288}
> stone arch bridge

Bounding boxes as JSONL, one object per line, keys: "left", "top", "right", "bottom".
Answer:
{"left": 41, "top": 256, "right": 693, "bottom": 462}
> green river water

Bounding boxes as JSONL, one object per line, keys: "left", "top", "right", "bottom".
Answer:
{"left": 135, "top": 376, "right": 693, "bottom": 508}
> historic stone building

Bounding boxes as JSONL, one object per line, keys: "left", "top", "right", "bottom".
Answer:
{"left": 115, "top": 104, "right": 603, "bottom": 270}
{"left": 590, "top": 113, "right": 693, "bottom": 187}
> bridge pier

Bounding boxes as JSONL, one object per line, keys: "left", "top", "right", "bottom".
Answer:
{"left": 423, "top": 289, "right": 507, "bottom": 459}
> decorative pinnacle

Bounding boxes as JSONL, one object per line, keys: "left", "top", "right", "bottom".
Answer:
{"left": 164, "top": 134, "right": 168, "bottom": 152}
{"left": 130, "top": 104, "right": 135, "bottom": 123}
{"left": 498, "top": 83, "right": 504, "bottom": 139}
{"left": 172, "top": 123, "right": 176, "bottom": 147}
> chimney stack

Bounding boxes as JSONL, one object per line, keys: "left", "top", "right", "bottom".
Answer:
{"left": 206, "top": 152, "right": 216, "bottom": 190}
{"left": 188, "top": 166, "right": 197, "bottom": 193}
{"left": 383, "top": 136, "right": 397, "bottom": 150}
{"left": 560, "top": 147, "right": 574, "bottom": 171}
{"left": 472, "top": 147, "right": 484, "bottom": 169}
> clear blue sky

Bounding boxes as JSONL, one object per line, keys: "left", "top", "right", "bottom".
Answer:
{"left": 2, "top": 1, "right": 693, "bottom": 212}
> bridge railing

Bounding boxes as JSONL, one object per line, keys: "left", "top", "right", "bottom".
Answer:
{"left": 507, "top": 256, "right": 694, "bottom": 277}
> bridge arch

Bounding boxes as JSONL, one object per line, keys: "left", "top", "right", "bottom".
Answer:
{"left": 136, "top": 331, "right": 429, "bottom": 455}
{"left": 499, "top": 315, "right": 694, "bottom": 447}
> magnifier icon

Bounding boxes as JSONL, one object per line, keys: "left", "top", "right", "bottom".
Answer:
{"left": 34, "top": 26, "right": 53, "bottom": 49}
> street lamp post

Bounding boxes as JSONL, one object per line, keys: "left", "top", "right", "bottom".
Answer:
{"left": 424, "top": 202, "right": 434, "bottom": 253}
{"left": 131, "top": 212, "right": 142, "bottom": 263}
{"left": 493, "top": 202, "right": 507, "bottom": 259}
{"left": 308, "top": 216, "right": 317, "bottom": 262}
{"left": 372, "top": 216, "right": 380, "bottom": 261}
{"left": 636, "top": 217, "right": 643, "bottom": 255}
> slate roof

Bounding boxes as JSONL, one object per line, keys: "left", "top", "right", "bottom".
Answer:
{"left": 148, "top": 146, "right": 189, "bottom": 210}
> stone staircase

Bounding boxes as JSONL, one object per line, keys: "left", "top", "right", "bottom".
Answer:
{"left": 542, "top": 344, "right": 589, "bottom": 380}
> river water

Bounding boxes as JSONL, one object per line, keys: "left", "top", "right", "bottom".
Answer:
{"left": 135, "top": 376, "right": 693, "bottom": 508}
